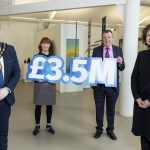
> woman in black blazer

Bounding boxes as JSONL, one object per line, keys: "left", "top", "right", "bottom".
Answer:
{"left": 131, "top": 24, "right": 150, "bottom": 150}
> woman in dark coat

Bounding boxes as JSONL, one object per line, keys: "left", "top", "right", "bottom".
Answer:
{"left": 131, "top": 24, "right": 150, "bottom": 150}
{"left": 32, "top": 37, "right": 56, "bottom": 136}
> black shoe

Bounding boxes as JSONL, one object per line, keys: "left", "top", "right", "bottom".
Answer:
{"left": 94, "top": 132, "right": 102, "bottom": 139}
{"left": 107, "top": 132, "right": 117, "bottom": 140}
{"left": 46, "top": 125, "right": 55, "bottom": 134}
{"left": 33, "top": 126, "right": 40, "bottom": 136}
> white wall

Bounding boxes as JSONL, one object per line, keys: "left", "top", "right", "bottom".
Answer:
{"left": 0, "top": 21, "right": 37, "bottom": 79}
{"left": 117, "top": 26, "right": 147, "bottom": 52}
{"left": 35, "top": 23, "right": 61, "bottom": 55}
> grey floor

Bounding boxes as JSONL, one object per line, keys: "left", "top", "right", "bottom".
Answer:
{"left": 8, "top": 81, "right": 140, "bottom": 150}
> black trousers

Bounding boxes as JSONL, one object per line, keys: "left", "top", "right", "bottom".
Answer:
{"left": 141, "top": 136, "right": 150, "bottom": 150}
{"left": 93, "top": 84, "right": 118, "bottom": 133}
{"left": 34, "top": 105, "right": 52, "bottom": 125}
{"left": 0, "top": 100, "right": 11, "bottom": 150}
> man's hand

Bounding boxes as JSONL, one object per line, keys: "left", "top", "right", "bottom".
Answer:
{"left": 116, "top": 56, "right": 123, "bottom": 65}
{"left": 0, "top": 87, "right": 9, "bottom": 101}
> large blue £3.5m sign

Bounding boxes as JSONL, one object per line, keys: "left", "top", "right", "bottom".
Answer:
{"left": 26, "top": 55, "right": 117, "bottom": 87}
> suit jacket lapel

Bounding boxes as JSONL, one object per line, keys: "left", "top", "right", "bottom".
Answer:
{"left": 3, "top": 48, "right": 8, "bottom": 84}
{"left": 98, "top": 45, "right": 103, "bottom": 58}
{"left": 112, "top": 45, "right": 117, "bottom": 58}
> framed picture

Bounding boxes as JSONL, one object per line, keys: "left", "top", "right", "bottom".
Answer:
{"left": 66, "top": 39, "right": 79, "bottom": 73}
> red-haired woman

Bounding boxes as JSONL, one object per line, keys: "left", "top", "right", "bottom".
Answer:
{"left": 32, "top": 37, "right": 56, "bottom": 136}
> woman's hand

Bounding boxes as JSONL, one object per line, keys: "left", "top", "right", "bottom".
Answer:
{"left": 136, "top": 98, "right": 150, "bottom": 109}
{"left": 142, "top": 100, "right": 150, "bottom": 108}
{"left": 136, "top": 98, "right": 145, "bottom": 108}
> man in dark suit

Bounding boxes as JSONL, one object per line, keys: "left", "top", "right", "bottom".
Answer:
{"left": 0, "top": 42, "right": 20, "bottom": 150}
{"left": 92, "top": 30, "right": 125, "bottom": 140}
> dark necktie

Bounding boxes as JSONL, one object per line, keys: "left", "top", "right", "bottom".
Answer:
{"left": 0, "top": 63, "right": 3, "bottom": 87}
{"left": 105, "top": 47, "right": 110, "bottom": 58}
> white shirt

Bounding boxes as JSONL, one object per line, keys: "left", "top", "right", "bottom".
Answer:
{"left": 0, "top": 56, "right": 4, "bottom": 80}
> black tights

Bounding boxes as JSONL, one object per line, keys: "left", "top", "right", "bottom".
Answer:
{"left": 34, "top": 105, "right": 52, "bottom": 125}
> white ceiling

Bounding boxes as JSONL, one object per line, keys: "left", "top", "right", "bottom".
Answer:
{"left": 0, "top": 1, "right": 150, "bottom": 26}
{"left": 13, "top": 0, "right": 150, "bottom": 5}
